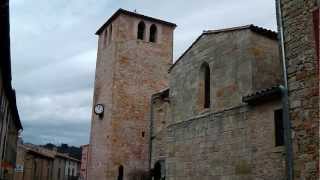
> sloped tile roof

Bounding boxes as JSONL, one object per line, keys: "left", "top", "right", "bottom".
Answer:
{"left": 242, "top": 85, "right": 282, "bottom": 105}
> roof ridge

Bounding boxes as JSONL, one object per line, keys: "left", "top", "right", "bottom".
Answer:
{"left": 203, "top": 24, "right": 277, "bottom": 36}
{"left": 203, "top": 24, "right": 253, "bottom": 34}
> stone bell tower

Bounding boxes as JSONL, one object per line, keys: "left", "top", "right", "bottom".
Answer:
{"left": 87, "top": 9, "right": 176, "bottom": 180}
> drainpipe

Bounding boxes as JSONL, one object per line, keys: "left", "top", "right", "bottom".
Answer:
{"left": 276, "top": 0, "right": 294, "bottom": 180}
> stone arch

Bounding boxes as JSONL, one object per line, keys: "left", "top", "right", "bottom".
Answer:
{"left": 137, "top": 21, "right": 146, "bottom": 40}
{"left": 149, "top": 24, "right": 157, "bottom": 42}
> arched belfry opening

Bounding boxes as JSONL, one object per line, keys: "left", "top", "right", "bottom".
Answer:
{"left": 137, "top": 21, "right": 145, "bottom": 40}
{"left": 200, "top": 62, "right": 211, "bottom": 109}
{"left": 149, "top": 24, "right": 157, "bottom": 42}
{"left": 117, "top": 165, "right": 124, "bottom": 180}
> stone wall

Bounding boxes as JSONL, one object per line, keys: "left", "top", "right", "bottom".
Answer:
{"left": 161, "top": 27, "right": 286, "bottom": 180}
{"left": 250, "top": 32, "right": 283, "bottom": 90}
{"left": 150, "top": 90, "right": 170, "bottom": 168}
{"left": 87, "top": 20, "right": 117, "bottom": 180}
{"left": 280, "top": 0, "right": 320, "bottom": 179}
{"left": 80, "top": 145, "right": 89, "bottom": 180}
{"left": 166, "top": 101, "right": 285, "bottom": 180}
{"left": 169, "top": 29, "right": 281, "bottom": 125}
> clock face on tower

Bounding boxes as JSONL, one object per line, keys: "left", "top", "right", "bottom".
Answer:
{"left": 94, "top": 104, "right": 104, "bottom": 115}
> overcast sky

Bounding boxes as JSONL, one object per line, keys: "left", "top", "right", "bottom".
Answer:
{"left": 10, "top": 0, "right": 278, "bottom": 146}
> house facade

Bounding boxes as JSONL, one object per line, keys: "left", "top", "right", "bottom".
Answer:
{"left": 14, "top": 142, "right": 80, "bottom": 180}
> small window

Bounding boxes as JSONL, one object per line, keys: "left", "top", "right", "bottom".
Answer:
{"left": 274, "top": 109, "right": 284, "bottom": 146}
{"left": 118, "top": 165, "right": 124, "bottom": 180}
{"left": 200, "top": 62, "right": 211, "bottom": 109}
{"left": 149, "top": 24, "right": 157, "bottom": 42}
{"left": 137, "top": 21, "right": 145, "bottom": 40}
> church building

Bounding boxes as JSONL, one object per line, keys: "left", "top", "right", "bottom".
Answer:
{"left": 88, "top": 4, "right": 319, "bottom": 180}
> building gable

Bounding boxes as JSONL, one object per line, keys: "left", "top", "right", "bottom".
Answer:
{"left": 169, "top": 25, "right": 277, "bottom": 72}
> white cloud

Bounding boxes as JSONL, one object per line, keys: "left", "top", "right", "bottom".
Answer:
{"left": 19, "top": 89, "right": 93, "bottom": 124}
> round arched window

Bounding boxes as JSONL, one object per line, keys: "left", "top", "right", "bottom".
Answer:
{"left": 137, "top": 21, "right": 146, "bottom": 40}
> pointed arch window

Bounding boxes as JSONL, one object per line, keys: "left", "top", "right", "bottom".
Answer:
{"left": 137, "top": 21, "right": 145, "bottom": 40}
{"left": 149, "top": 24, "right": 157, "bottom": 42}
{"left": 200, "top": 62, "right": 211, "bottom": 109}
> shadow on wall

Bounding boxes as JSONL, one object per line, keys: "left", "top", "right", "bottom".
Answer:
{"left": 127, "top": 169, "right": 150, "bottom": 180}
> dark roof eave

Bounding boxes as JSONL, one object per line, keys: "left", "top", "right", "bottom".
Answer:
{"left": 203, "top": 24, "right": 278, "bottom": 40}
{"left": 27, "top": 150, "right": 54, "bottom": 159}
{"left": 95, "top": 8, "right": 177, "bottom": 35}
{"left": 151, "top": 88, "right": 170, "bottom": 100}
{"left": 242, "top": 86, "right": 282, "bottom": 105}
{"left": 56, "top": 154, "right": 81, "bottom": 162}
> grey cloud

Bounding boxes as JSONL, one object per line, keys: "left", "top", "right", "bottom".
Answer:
{"left": 14, "top": 49, "right": 96, "bottom": 95}
{"left": 19, "top": 89, "right": 93, "bottom": 124}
